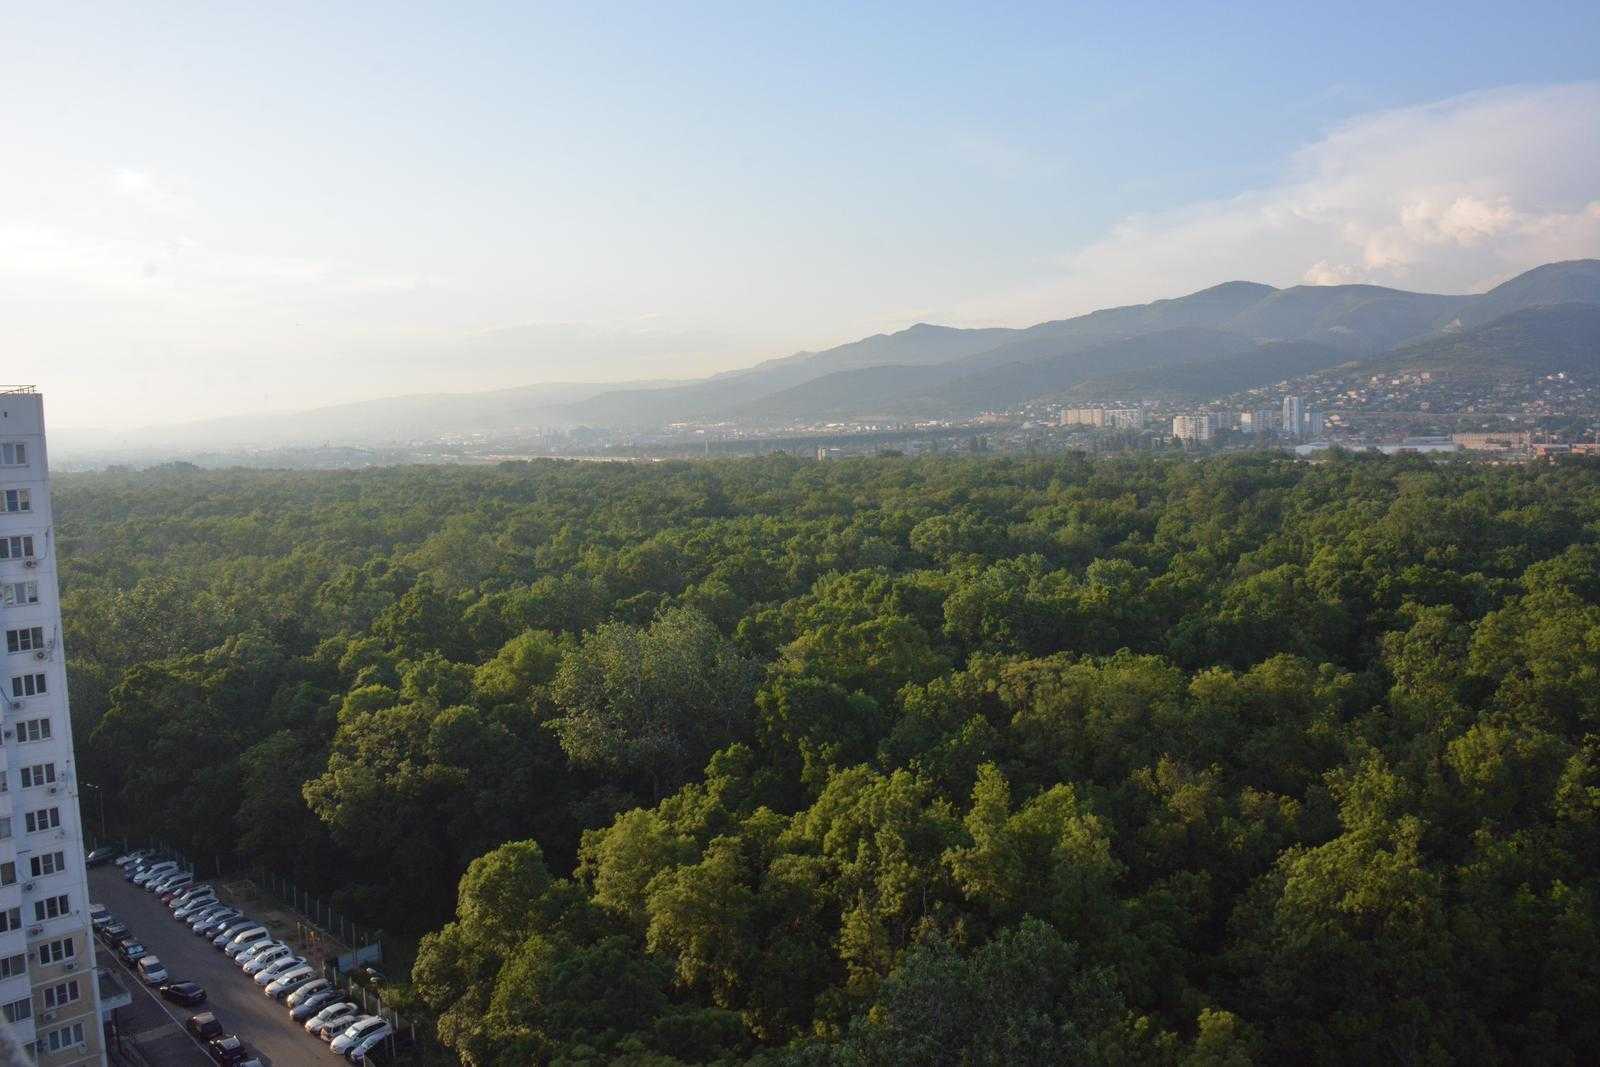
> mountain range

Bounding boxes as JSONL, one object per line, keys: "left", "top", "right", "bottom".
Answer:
{"left": 78, "top": 259, "right": 1600, "bottom": 452}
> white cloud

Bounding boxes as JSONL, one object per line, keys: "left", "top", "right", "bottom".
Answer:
{"left": 957, "top": 83, "right": 1600, "bottom": 323}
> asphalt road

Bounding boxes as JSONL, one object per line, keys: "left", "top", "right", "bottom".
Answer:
{"left": 91, "top": 866, "right": 330, "bottom": 1066}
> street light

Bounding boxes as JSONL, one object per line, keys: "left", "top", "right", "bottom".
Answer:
{"left": 80, "top": 781, "right": 107, "bottom": 843}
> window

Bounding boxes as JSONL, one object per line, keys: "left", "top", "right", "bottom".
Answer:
{"left": 43, "top": 1022, "right": 83, "bottom": 1052}
{"left": 1, "top": 490, "right": 29, "bottom": 514}
{"left": 0, "top": 536, "right": 34, "bottom": 561}
{"left": 0, "top": 819, "right": 10, "bottom": 841}
{"left": 19, "top": 764, "right": 54, "bottom": 788}
{"left": 36, "top": 938, "right": 73, "bottom": 964}
{"left": 2, "top": 581, "right": 38, "bottom": 606}
{"left": 0, "top": 909, "right": 19, "bottom": 934}
{"left": 0, "top": 444, "right": 25, "bottom": 466}
{"left": 10, "top": 674, "right": 46, "bottom": 698}
{"left": 32, "top": 894, "right": 68, "bottom": 921}
{"left": 41, "top": 979, "right": 78, "bottom": 1009}
{"left": 24, "top": 808, "right": 60, "bottom": 834}
{"left": 0, "top": 955, "right": 23, "bottom": 980}
{"left": 0, "top": 864, "right": 12, "bottom": 887}
{"left": 30, "top": 852, "right": 65, "bottom": 878}
{"left": 17, "top": 719, "right": 50, "bottom": 743}
{"left": 5, "top": 628, "right": 44, "bottom": 655}
{"left": 1, "top": 997, "right": 29, "bottom": 1023}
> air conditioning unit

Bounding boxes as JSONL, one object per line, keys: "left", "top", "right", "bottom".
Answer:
{"left": 21, "top": 560, "right": 35, "bottom": 569}
{"left": 26, "top": 926, "right": 41, "bottom": 936}
{"left": 2, "top": 729, "right": 12, "bottom": 739}
{"left": 40, "top": 1011, "right": 54, "bottom": 1023}
{"left": 21, "top": 883, "right": 32, "bottom": 892}
{"left": 45, "top": 786, "right": 56, "bottom": 795}
{"left": 31, "top": 650, "right": 44, "bottom": 661}
{"left": 62, "top": 961, "right": 75, "bottom": 972}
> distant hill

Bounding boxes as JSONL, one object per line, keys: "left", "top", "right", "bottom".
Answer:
{"left": 73, "top": 258, "right": 1600, "bottom": 455}
{"left": 1066, "top": 341, "right": 1352, "bottom": 399}
{"left": 1354, "top": 303, "right": 1600, "bottom": 380}
{"left": 913, "top": 328, "right": 1262, "bottom": 413}
{"left": 1452, "top": 259, "right": 1600, "bottom": 329}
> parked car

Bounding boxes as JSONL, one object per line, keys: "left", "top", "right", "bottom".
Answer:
{"left": 174, "top": 895, "right": 219, "bottom": 919}
{"left": 252, "top": 955, "right": 307, "bottom": 985}
{"left": 289, "top": 986, "right": 340, "bottom": 1021}
{"left": 148, "top": 870, "right": 190, "bottom": 894}
{"left": 240, "top": 943, "right": 291, "bottom": 973}
{"left": 331, "top": 1017, "right": 390, "bottom": 1056}
{"left": 88, "top": 903, "right": 111, "bottom": 928}
{"left": 223, "top": 927, "right": 271, "bottom": 956}
{"left": 286, "top": 978, "right": 334, "bottom": 1008}
{"left": 307, "top": 1002, "right": 360, "bottom": 1038}
{"left": 85, "top": 846, "right": 118, "bottom": 867}
{"left": 187, "top": 1012, "right": 225, "bottom": 1041}
{"left": 164, "top": 883, "right": 206, "bottom": 908}
{"left": 186, "top": 903, "right": 231, "bottom": 927}
{"left": 207, "top": 1033, "right": 248, "bottom": 1065}
{"left": 117, "top": 939, "right": 147, "bottom": 964}
{"left": 115, "top": 848, "right": 155, "bottom": 867}
{"left": 196, "top": 911, "right": 243, "bottom": 937}
{"left": 131, "top": 860, "right": 177, "bottom": 886}
{"left": 152, "top": 872, "right": 194, "bottom": 896}
{"left": 99, "top": 920, "right": 130, "bottom": 944}
{"left": 209, "top": 917, "right": 255, "bottom": 943}
{"left": 136, "top": 956, "right": 169, "bottom": 985}
{"left": 159, "top": 981, "right": 207, "bottom": 1006}
{"left": 170, "top": 884, "right": 214, "bottom": 908}
{"left": 265, "top": 964, "right": 317, "bottom": 998}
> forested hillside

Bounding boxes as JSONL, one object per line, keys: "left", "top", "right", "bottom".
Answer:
{"left": 56, "top": 453, "right": 1600, "bottom": 1065}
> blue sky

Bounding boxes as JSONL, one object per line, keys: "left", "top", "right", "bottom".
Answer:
{"left": 3, "top": 2, "right": 1598, "bottom": 429}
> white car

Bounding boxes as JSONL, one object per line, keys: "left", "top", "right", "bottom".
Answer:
{"left": 170, "top": 883, "right": 213, "bottom": 906}
{"left": 290, "top": 986, "right": 340, "bottom": 1021}
{"left": 307, "top": 1002, "right": 359, "bottom": 1038}
{"left": 115, "top": 849, "right": 154, "bottom": 867}
{"left": 150, "top": 872, "right": 193, "bottom": 895}
{"left": 132, "top": 862, "right": 177, "bottom": 887}
{"left": 286, "top": 978, "right": 333, "bottom": 1008}
{"left": 89, "top": 903, "right": 111, "bottom": 928}
{"left": 330, "top": 1017, "right": 389, "bottom": 1056}
{"left": 214, "top": 920, "right": 261, "bottom": 947}
{"left": 187, "top": 903, "right": 231, "bottom": 926}
{"left": 264, "top": 964, "right": 316, "bottom": 998}
{"left": 224, "top": 929, "right": 272, "bottom": 958}
{"left": 253, "top": 956, "right": 307, "bottom": 986}
{"left": 174, "top": 895, "right": 218, "bottom": 919}
{"left": 136, "top": 956, "right": 168, "bottom": 985}
{"left": 241, "top": 944, "right": 292, "bottom": 974}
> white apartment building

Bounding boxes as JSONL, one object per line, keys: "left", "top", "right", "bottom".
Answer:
{"left": 0, "top": 389, "right": 105, "bottom": 1066}
{"left": 1282, "top": 396, "right": 1304, "bottom": 439}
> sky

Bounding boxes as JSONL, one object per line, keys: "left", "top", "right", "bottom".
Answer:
{"left": 3, "top": 2, "right": 1598, "bottom": 431}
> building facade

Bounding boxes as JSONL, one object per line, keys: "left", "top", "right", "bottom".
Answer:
{"left": 0, "top": 389, "right": 105, "bottom": 1066}
{"left": 1171, "top": 413, "right": 1218, "bottom": 444}
{"left": 1282, "top": 396, "right": 1304, "bottom": 439}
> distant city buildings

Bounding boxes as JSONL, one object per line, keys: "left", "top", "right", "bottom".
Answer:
{"left": 1282, "top": 396, "right": 1303, "bottom": 438}
{"left": 1452, "top": 431, "right": 1533, "bottom": 452}
{"left": 1239, "top": 409, "right": 1276, "bottom": 434}
{"left": 1172, "top": 413, "right": 1219, "bottom": 444}
{"left": 1060, "top": 407, "right": 1146, "bottom": 430}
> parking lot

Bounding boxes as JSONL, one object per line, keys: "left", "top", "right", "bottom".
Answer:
{"left": 92, "top": 865, "right": 329, "bottom": 1065}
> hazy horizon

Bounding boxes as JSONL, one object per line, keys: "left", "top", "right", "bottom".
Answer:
{"left": 6, "top": 2, "right": 1599, "bottom": 431}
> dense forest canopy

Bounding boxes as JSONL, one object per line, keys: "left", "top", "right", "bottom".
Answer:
{"left": 57, "top": 452, "right": 1600, "bottom": 1065}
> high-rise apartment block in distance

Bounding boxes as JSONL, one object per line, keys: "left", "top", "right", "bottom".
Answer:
{"left": 0, "top": 388, "right": 106, "bottom": 1066}
{"left": 1171, "top": 413, "right": 1219, "bottom": 444}
{"left": 1239, "top": 409, "right": 1276, "bottom": 434}
{"left": 1282, "top": 396, "right": 1304, "bottom": 439}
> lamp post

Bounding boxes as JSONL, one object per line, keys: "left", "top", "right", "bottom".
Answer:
{"left": 80, "top": 781, "right": 107, "bottom": 843}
